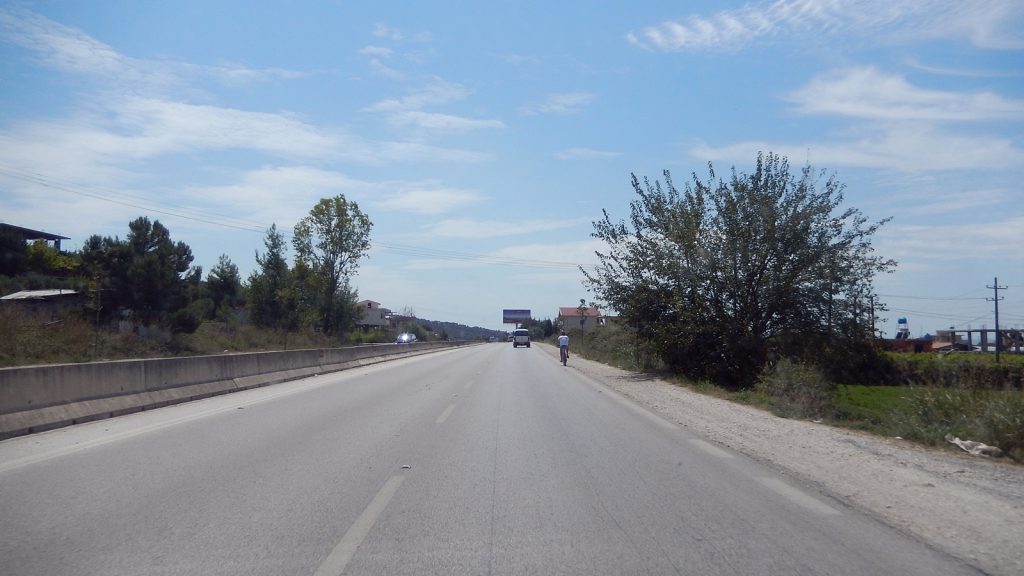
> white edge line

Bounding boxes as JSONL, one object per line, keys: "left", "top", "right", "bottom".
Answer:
{"left": 757, "top": 476, "right": 840, "bottom": 516}
{"left": 688, "top": 438, "right": 734, "bottom": 459}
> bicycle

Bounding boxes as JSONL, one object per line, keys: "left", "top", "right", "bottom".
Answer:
{"left": 559, "top": 345, "right": 568, "bottom": 366}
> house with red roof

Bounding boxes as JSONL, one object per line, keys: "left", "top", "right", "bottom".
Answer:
{"left": 557, "top": 305, "right": 605, "bottom": 332}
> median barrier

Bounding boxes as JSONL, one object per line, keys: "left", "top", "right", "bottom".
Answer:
{"left": 0, "top": 341, "right": 471, "bottom": 439}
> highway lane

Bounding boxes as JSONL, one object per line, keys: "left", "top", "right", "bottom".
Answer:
{"left": 0, "top": 343, "right": 981, "bottom": 575}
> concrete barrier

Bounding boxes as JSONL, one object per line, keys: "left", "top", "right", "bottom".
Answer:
{"left": 0, "top": 341, "right": 471, "bottom": 439}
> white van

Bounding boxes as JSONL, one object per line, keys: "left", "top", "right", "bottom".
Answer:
{"left": 512, "top": 328, "right": 531, "bottom": 348}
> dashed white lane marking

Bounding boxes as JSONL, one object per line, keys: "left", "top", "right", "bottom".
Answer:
{"left": 757, "top": 476, "right": 840, "bottom": 516}
{"left": 688, "top": 438, "right": 734, "bottom": 459}
{"left": 436, "top": 403, "right": 457, "bottom": 424}
{"left": 314, "top": 474, "right": 404, "bottom": 576}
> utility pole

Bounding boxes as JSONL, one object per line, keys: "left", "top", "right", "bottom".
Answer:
{"left": 868, "top": 294, "right": 876, "bottom": 339}
{"left": 987, "top": 277, "right": 1007, "bottom": 363}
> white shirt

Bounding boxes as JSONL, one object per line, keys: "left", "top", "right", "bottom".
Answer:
{"left": 558, "top": 334, "right": 569, "bottom": 346}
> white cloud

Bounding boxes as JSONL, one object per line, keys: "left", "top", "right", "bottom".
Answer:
{"left": 554, "top": 147, "right": 621, "bottom": 160}
{"left": 373, "top": 23, "right": 403, "bottom": 41}
{"left": 357, "top": 45, "right": 405, "bottom": 79}
{"left": 691, "top": 122, "right": 1024, "bottom": 172}
{"left": 404, "top": 239, "right": 602, "bottom": 272}
{"left": 384, "top": 110, "right": 505, "bottom": 132}
{"left": 693, "top": 67, "right": 1024, "bottom": 173}
{"left": 366, "top": 80, "right": 504, "bottom": 132}
{"left": 180, "top": 166, "right": 371, "bottom": 227}
{"left": 878, "top": 215, "right": 1024, "bottom": 261}
{"left": 520, "top": 92, "right": 595, "bottom": 116}
{"left": 367, "top": 79, "right": 471, "bottom": 112}
{"left": 425, "top": 218, "right": 589, "bottom": 239}
{"left": 110, "top": 97, "right": 339, "bottom": 159}
{"left": 627, "top": 1, "right": 1024, "bottom": 52}
{"left": 375, "top": 188, "right": 483, "bottom": 215}
{"left": 900, "top": 189, "right": 1010, "bottom": 216}
{"left": 789, "top": 67, "right": 1024, "bottom": 121}
{"left": 358, "top": 45, "right": 393, "bottom": 58}
{"left": 0, "top": 7, "right": 306, "bottom": 91}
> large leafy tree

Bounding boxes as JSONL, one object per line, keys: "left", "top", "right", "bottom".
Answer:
{"left": 584, "top": 152, "right": 895, "bottom": 388}
{"left": 80, "top": 217, "right": 197, "bottom": 330}
{"left": 292, "top": 196, "right": 372, "bottom": 336}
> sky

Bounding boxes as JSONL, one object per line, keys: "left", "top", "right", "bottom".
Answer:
{"left": 1, "top": 0, "right": 1022, "bottom": 336}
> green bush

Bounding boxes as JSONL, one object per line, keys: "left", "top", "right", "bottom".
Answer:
{"left": 756, "top": 358, "right": 836, "bottom": 419}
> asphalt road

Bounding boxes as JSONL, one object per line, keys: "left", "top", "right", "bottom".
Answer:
{"left": 0, "top": 344, "right": 982, "bottom": 575}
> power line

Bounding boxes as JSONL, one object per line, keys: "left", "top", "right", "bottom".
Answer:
{"left": 0, "top": 165, "right": 272, "bottom": 234}
{"left": 877, "top": 293, "right": 986, "bottom": 301}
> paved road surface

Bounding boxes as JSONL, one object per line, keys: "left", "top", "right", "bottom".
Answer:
{"left": 0, "top": 344, "right": 982, "bottom": 575}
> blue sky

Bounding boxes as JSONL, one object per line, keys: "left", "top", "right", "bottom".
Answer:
{"left": 1, "top": 1, "right": 1022, "bottom": 335}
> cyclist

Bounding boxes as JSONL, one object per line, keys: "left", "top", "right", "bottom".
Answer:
{"left": 558, "top": 330, "right": 569, "bottom": 365}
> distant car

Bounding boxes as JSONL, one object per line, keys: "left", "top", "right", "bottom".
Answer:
{"left": 395, "top": 332, "right": 417, "bottom": 344}
{"left": 512, "top": 328, "right": 530, "bottom": 348}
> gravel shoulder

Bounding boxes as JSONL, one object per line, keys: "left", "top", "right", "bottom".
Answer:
{"left": 541, "top": 344, "right": 1024, "bottom": 576}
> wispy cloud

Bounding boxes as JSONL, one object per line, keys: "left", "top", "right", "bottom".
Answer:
{"left": 0, "top": 6, "right": 306, "bottom": 90}
{"left": 878, "top": 215, "right": 1024, "bottom": 261}
{"left": 373, "top": 23, "right": 403, "bottom": 42}
{"left": 375, "top": 187, "right": 483, "bottom": 215}
{"left": 367, "top": 80, "right": 470, "bottom": 111}
{"left": 788, "top": 67, "right": 1024, "bottom": 121}
{"left": 425, "top": 218, "right": 588, "bottom": 239}
{"left": 181, "top": 166, "right": 371, "bottom": 226}
{"left": 112, "top": 97, "right": 339, "bottom": 159}
{"left": 554, "top": 147, "right": 621, "bottom": 160}
{"left": 902, "top": 57, "right": 1024, "bottom": 79}
{"left": 357, "top": 44, "right": 405, "bottom": 79}
{"left": 691, "top": 123, "right": 1024, "bottom": 172}
{"left": 520, "top": 92, "right": 595, "bottom": 116}
{"left": 627, "top": 1, "right": 1024, "bottom": 52}
{"left": 899, "top": 189, "right": 1010, "bottom": 216}
{"left": 367, "top": 80, "right": 505, "bottom": 133}
{"left": 403, "top": 238, "right": 602, "bottom": 271}
{"left": 694, "top": 66, "right": 1024, "bottom": 172}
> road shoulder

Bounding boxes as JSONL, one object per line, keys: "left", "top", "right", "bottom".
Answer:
{"left": 537, "top": 343, "right": 1024, "bottom": 576}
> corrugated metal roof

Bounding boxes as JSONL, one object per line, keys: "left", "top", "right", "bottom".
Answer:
{"left": 1, "top": 289, "right": 79, "bottom": 300}
{"left": 0, "top": 223, "right": 69, "bottom": 241}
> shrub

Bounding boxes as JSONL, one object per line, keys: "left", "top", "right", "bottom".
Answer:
{"left": 756, "top": 358, "right": 836, "bottom": 419}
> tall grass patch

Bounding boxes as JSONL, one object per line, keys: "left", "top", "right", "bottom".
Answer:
{"left": 562, "top": 323, "right": 664, "bottom": 372}
{"left": 891, "top": 385, "right": 1024, "bottom": 462}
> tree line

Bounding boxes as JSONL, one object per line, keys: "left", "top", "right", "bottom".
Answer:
{"left": 1, "top": 195, "right": 372, "bottom": 339}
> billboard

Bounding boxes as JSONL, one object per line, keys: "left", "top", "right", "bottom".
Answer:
{"left": 502, "top": 309, "right": 531, "bottom": 324}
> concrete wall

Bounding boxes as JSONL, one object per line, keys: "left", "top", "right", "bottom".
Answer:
{"left": 0, "top": 341, "right": 470, "bottom": 439}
